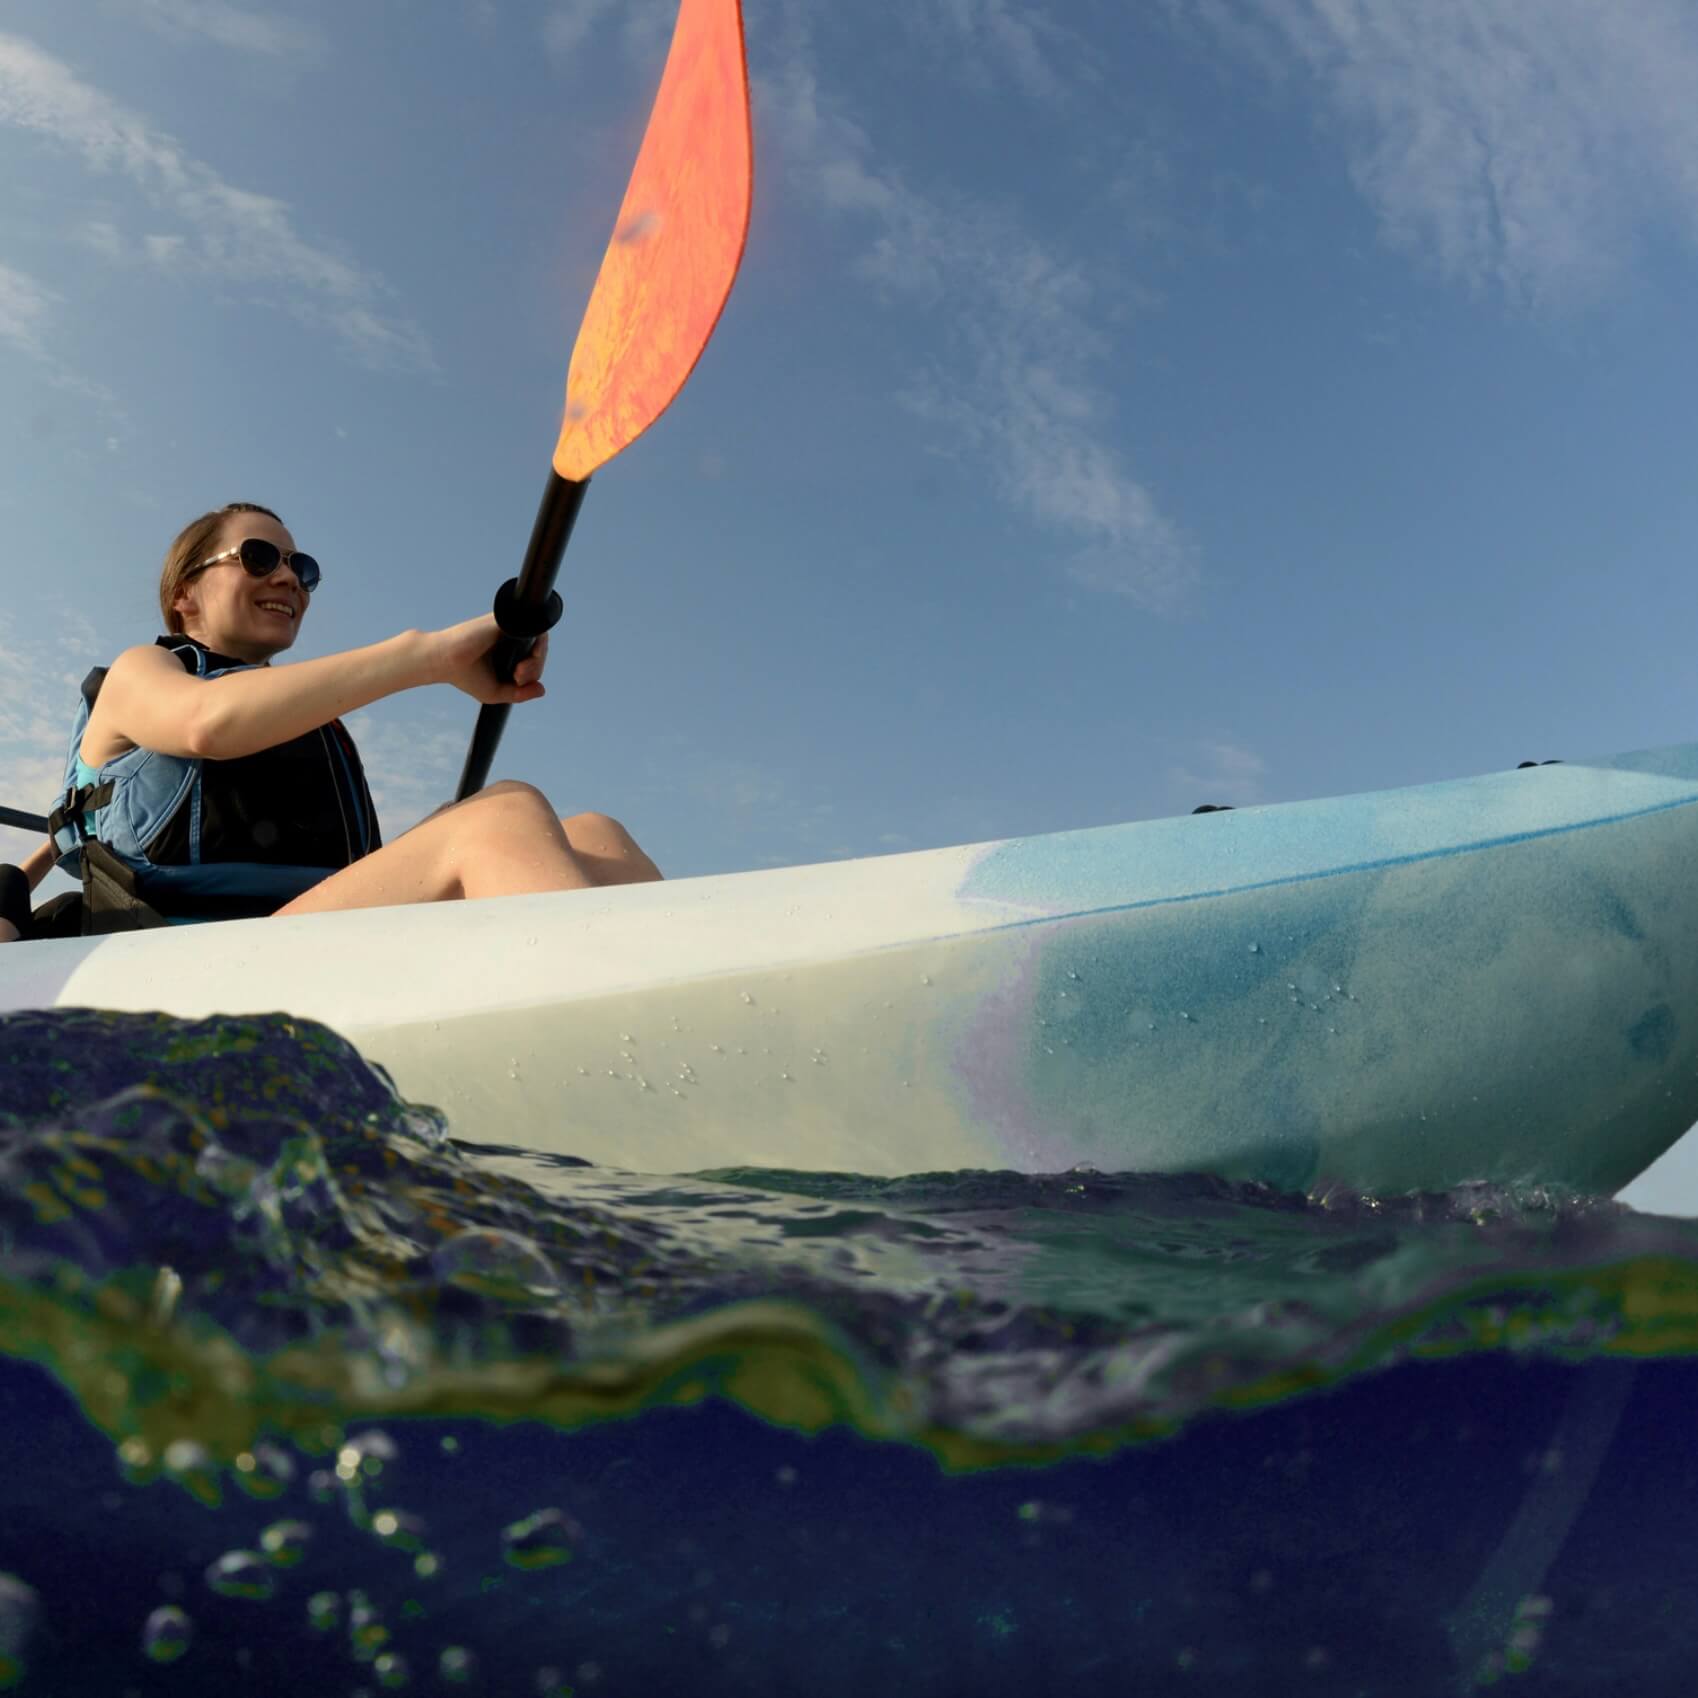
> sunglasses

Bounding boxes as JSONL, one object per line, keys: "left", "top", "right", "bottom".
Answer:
{"left": 192, "top": 537, "right": 321, "bottom": 594}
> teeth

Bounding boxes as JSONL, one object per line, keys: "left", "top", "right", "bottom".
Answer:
{"left": 257, "top": 603, "right": 293, "bottom": 617}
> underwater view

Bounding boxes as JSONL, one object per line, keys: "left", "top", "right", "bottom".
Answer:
{"left": 2, "top": 1009, "right": 1697, "bottom": 1695}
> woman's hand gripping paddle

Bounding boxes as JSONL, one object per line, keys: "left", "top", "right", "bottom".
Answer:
{"left": 455, "top": 0, "right": 753, "bottom": 800}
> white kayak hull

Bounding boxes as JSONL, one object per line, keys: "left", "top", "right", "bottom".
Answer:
{"left": 7, "top": 746, "right": 1698, "bottom": 1195}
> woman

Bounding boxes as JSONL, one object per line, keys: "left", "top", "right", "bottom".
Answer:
{"left": 38, "top": 500, "right": 659, "bottom": 936}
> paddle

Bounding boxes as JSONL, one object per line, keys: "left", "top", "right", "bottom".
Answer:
{"left": 0, "top": 806, "right": 48, "bottom": 836}
{"left": 454, "top": 0, "right": 753, "bottom": 801}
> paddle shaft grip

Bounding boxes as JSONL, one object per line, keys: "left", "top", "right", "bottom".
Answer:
{"left": 454, "top": 470, "right": 589, "bottom": 801}
{"left": 0, "top": 805, "right": 49, "bottom": 835}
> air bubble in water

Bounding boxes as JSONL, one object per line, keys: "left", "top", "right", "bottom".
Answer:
{"left": 259, "top": 1520, "right": 312, "bottom": 1566}
{"left": 143, "top": 1604, "right": 193, "bottom": 1663}
{"left": 205, "top": 1550, "right": 275, "bottom": 1600}
{"left": 373, "top": 1649, "right": 411, "bottom": 1688}
{"left": 440, "top": 1646, "right": 480, "bottom": 1684}
{"left": 0, "top": 1574, "right": 42, "bottom": 1686}
{"left": 502, "top": 1508, "right": 579, "bottom": 1571}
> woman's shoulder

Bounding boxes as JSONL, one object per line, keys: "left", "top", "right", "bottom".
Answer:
{"left": 109, "top": 640, "right": 191, "bottom": 676}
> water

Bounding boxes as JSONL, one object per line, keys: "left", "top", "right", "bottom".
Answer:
{"left": 3, "top": 1009, "right": 1698, "bottom": 1694}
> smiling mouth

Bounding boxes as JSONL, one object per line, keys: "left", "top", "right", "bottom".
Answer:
{"left": 255, "top": 601, "right": 296, "bottom": 620}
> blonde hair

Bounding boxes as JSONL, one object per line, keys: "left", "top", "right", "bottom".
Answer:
{"left": 159, "top": 502, "right": 283, "bottom": 637}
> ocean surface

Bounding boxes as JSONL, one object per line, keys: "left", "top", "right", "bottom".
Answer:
{"left": 2, "top": 1009, "right": 1698, "bottom": 1696}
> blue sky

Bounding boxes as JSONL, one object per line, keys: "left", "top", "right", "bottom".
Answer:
{"left": 5, "top": 2, "right": 1698, "bottom": 1197}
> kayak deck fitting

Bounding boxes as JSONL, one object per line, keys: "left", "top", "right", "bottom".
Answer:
{"left": 6, "top": 745, "right": 1698, "bottom": 1197}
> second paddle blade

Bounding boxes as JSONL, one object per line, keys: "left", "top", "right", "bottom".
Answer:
{"left": 553, "top": 0, "right": 753, "bottom": 484}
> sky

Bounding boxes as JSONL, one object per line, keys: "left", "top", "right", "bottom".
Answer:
{"left": 4, "top": 0, "right": 1698, "bottom": 1205}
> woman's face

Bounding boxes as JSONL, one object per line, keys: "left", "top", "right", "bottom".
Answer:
{"left": 172, "top": 511, "right": 311, "bottom": 664}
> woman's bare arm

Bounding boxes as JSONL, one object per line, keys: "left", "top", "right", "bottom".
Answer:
{"left": 21, "top": 838, "right": 57, "bottom": 890}
{"left": 85, "top": 618, "right": 545, "bottom": 765}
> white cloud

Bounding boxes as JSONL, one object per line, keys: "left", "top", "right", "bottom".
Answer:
{"left": 763, "top": 48, "right": 1199, "bottom": 611}
{"left": 107, "top": 0, "right": 325, "bottom": 58}
{"left": 0, "top": 31, "right": 434, "bottom": 369}
{"left": 0, "top": 261, "right": 55, "bottom": 358}
{"left": 1226, "top": 0, "right": 1698, "bottom": 312}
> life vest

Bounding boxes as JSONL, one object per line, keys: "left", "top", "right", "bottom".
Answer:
{"left": 49, "top": 635, "right": 381, "bottom": 932}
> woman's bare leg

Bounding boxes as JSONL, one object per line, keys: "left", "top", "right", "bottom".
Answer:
{"left": 560, "top": 812, "right": 663, "bottom": 886}
{"left": 274, "top": 781, "right": 595, "bottom": 918}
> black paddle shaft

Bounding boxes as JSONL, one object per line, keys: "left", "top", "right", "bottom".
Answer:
{"left": 454, "top": 470, "right": 589, "bottom": 801}
{"left": 0, "top": 805, "right": 49, "bottom": 835}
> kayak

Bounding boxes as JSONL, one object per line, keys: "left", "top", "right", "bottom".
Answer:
{"left": 5, "top": 744, "right": 1698, "bottom": 1196}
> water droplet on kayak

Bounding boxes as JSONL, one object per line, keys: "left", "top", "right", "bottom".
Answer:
{"left": 577, "top": 1066, "right": 588, "bottom": 1076}
{"left": 1249, "top": 942, "right": 1260, "bottom": 953}
{"left": 921, "top": 975, "right": 932, "bottom": 986}
{"left": 710, "top": 1044, "right": 723, "bottom": 1053}
{"left": 1180, "top": 1011, "right": 1192, "bottom": 1021}
{"left": 741, "top": 992, "right": 754, "bottom": 1005}
{"left": 780, "top": 1072, "right": 793, "bottom": 1082}
{"left": 638, "top": 1077, "right": 652, "bottom": 1091}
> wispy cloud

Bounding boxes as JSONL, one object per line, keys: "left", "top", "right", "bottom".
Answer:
{"left": 0, "top": 262, "right": 54, "bottom": 359}
{"left": 763, "top": 39, "right": 1199, "bottom": 610}
{"left": 0, "top": 31, "right": 433, "bottom": 370}
{"left": 911, "top": 0, "right": 1085, "bottom": 103}
{"left": 0, "top": 259, "right": 125, "bottom": 422}
{"left": 1219, "top": 0, "right": 1698, "bottom": 312}
{"left": 543, "top": 0, "right": 672, "bottom": 62}
{"left": 106, "top": 0, "right": 326, "bottom": 58}
{"left": 1170, "top": 738, "right": 1269, "bottom": 810}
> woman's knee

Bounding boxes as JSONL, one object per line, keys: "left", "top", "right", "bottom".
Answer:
{"left": 562, "top": 810, "right": 634, "bottom": 845}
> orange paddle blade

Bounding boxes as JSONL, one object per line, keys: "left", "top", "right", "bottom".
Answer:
{"left": 553, "top": 0, "right": 752, "bottom": 483}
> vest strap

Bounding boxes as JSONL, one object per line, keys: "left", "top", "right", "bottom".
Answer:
{"left": 49, "top": 779, "right": 115, "bottom": 843}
